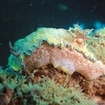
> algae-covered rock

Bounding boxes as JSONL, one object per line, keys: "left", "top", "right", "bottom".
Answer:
{"left": 0, "top": 68, "right": 97, "bottom": 105}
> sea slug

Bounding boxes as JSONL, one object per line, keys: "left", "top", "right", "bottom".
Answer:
{"left": 8, "top": 25, "right": 105, "bottom": 80}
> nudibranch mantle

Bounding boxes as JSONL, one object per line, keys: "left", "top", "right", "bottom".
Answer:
{"left": 8, "top": 25, "right": 105, "bottom": 80}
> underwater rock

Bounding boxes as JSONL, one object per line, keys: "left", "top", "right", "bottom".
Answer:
{"left": 8, "top": 24, "right": 105, "bottom": 80}
{"left": 0, "top": 87, "right": 13, "bottom": 105}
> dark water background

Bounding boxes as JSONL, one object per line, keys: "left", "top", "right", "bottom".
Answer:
{"left": 0, "top": 0, "right": 105, "bottom": 68}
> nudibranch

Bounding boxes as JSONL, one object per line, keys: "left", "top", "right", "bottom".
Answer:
{"left": 8, "top": 24, "right": 105, "bottom": 80}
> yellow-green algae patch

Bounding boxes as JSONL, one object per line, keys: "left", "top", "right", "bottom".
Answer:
{"left": 87, "top": 27, "right": 105, "bottom": 64}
